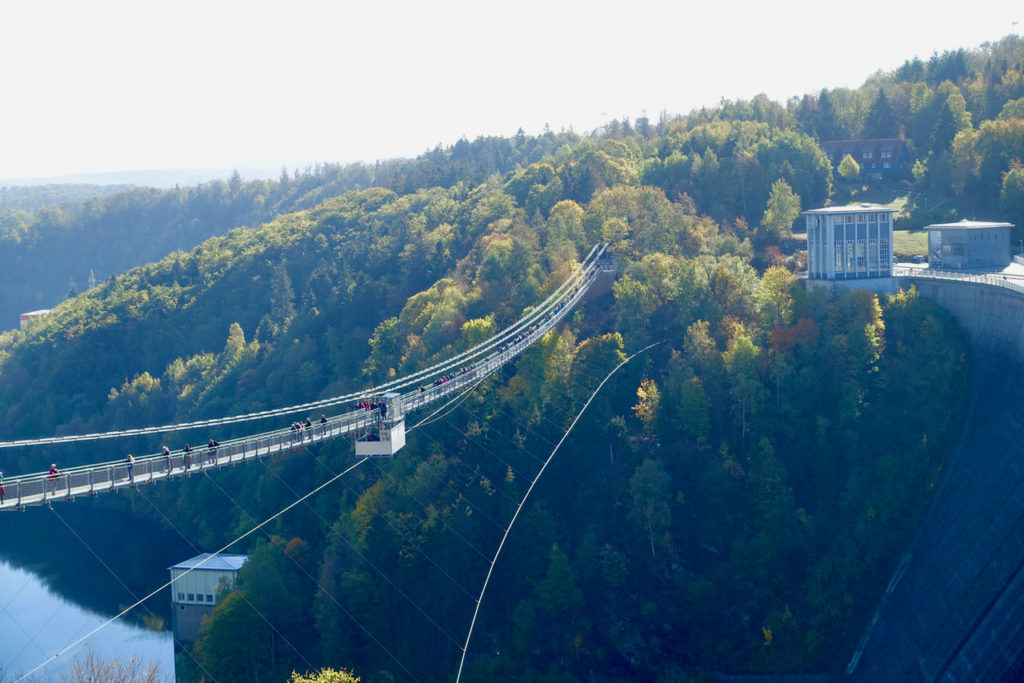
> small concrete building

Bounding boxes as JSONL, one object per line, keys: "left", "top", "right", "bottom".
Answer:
{"left": 802, "top": 204, "right": 895, "bottom": 294}
{"left": 19, "top": 309, "right": 50, "bottom": 329}
{"left": 169, "top": 553, "right": 247, "bottom": 642}
{"left": 925, "top": 219, "right": 1014, "bottom": 270}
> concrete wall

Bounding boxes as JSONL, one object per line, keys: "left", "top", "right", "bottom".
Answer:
{"left": 850, "top": 276, "right": 1024, "bottom": 681}
{"left": 172, "top": 603, "right": 214, "bottom": 643}
{"left": 904, "top": 277, "right": 1024, "bottom": 361}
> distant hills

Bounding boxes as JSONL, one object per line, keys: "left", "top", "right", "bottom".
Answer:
{"left": 0, "top": 160, "right": 333, "bottom": 192}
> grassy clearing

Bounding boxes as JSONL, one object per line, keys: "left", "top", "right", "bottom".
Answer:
{"left": 894, "top": 229, "right": 928, "bottom": 258}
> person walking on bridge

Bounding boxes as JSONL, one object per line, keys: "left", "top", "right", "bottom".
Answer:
{"left": 48, "top": 464, "right": 60, "bottom": 493}
{"left": 124, "top": 454, "right": 134, "bottom": 484}
{"left": 162, "top": 445, "right": 171, "bottom": 473}
{"left": 183, "top": 443, "right": 192, "bottom": 470}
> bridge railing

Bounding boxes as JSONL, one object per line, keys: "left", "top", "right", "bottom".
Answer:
{"left": 895, "top": 266, "right": 1024, "bottom": 296}
{"left": 0, "top": 247, "right": 611, "bottom": 510}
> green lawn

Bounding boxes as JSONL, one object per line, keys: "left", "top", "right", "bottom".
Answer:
{"left": 894, "top": 229, "right": 928, "bottom": 258}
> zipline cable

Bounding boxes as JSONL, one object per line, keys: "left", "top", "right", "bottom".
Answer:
{"left": 47, "top": 506, "right": 221, "bottom": 681}
{"left": 16, "top": 457, "right": 369, "bottom": 683}
{"left": 454, "top": 340, "right": 662, "bottom": 683}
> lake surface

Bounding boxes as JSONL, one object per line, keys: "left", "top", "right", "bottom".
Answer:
{"left": 0, "top": 503, "right": 196, "bottom": 680}
{"left": 0, "top": 560, "right": 173, "bottom": 679}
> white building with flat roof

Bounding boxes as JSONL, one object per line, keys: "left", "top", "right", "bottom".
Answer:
{"left": 169, "top": 553, "right": 247, "bottom": 642}
{"left": 803, "top": 204, "right": 895, "bottom": 294}
{"left": 19, "top": 309, "right": 50, "bottom": 329}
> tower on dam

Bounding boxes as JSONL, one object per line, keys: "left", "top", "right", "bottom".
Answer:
{"left": 802, "top": 204, "right": 895, "bottom": 295}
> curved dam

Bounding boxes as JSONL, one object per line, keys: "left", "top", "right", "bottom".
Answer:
{"left": 850, "top": 274, "right": 1024, "bottom": 681}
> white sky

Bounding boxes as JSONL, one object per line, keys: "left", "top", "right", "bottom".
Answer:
{"left": 0, "top": 0, "right": 1019, "bottom": 180}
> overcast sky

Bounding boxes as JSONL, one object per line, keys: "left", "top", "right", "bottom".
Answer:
{"left": 0, "top": 0, "right": 1019, "bottom": 181}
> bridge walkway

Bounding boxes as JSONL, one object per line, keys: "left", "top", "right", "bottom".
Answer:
{"left": 1, "top": 245, "right": 613, "bottom": 511}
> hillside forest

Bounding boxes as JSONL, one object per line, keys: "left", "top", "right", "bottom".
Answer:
{"left": 1, "top": 35, "right": 1020, "bottom": 681}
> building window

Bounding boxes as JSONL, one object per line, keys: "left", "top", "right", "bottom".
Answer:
{"left": 857, "top": 213, "right": 865, "bottom": 223}
{"left": 178, "top": 592, "right": 184, "bottom": 601}
{"left": 857, "top": 239, "right": 866, "bottom": 271}
{"left": 187, "top": 593, "right": 195, "bottom": 602}
{"left": 869, "top": 238, "right": 878, "bottom": 269}
{"left": 845, "top": 214, "right": 854, "bottom": 224}
{"left": 847, "top": 240, "right": 856, "bottom": 272}
{"left": 835, "top": 241, "right": 844, "bottom": 272}
{"left": 881, "top": 150, "right": 891, "bottom": 159}
{"left": 880, "top": 238, "right": 890, "bottom": 269}
{"left": 206, "top": 594, "right": 214, "bottom": 603}
{"left": 863, "top": 151, "right": 873, "bottom": 159}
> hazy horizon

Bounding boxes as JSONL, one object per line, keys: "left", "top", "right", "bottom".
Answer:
{"left": 1, "top": 0, "right": 1019, "bottom": 183}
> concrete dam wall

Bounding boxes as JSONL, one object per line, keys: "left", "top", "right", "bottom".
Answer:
{"left": 850, "top": 276, "right": 1024, "bottom": 681}
{"left": 911, "top": 277, "right": 1024, "bottom": 363}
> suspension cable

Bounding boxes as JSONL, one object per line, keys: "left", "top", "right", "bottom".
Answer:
{"left": 455, "top": 341, "right": 661, "bottom": 683}
{"left": 15, "top": 457, "right": 368, "bottom": 683}
{"left": 0, "top": 244, "right": 608, "bottom": 449}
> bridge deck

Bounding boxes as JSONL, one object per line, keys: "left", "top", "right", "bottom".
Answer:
{"left": 1, "top": 246, "right": 612, "bottom": 510}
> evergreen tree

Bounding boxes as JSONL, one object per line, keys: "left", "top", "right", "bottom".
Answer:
{"left": 863, "top": 87, "right": 898, "bottom": 138}
{"left": 817, "top": 89, "right": 847, "bottom": 140}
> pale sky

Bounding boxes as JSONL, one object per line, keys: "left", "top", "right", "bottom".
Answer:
{"left": 0, "top": 0, "right": 1019, "bottom": 181}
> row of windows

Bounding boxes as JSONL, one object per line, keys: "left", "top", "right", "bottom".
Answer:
{"left": 833, "top": 239, "right": 890, "bottom": 272}
{"left": 830, "top": 151, "right": 895, "bottom": 162}
{"left": 177, "top": 592, "right": 215, "bottom": 604}
{"left": 843, "top": 213, "right": 889, "bottom": 224}
{"left": 811, "top": 214, "right": 891, "bottom": 227}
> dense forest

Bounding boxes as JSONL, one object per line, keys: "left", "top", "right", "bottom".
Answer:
{"left": 0, "top": 35, "right": 1021, "bottom": 681}
{"left": 0, "top": 183, "right": 134, "bottom": 213}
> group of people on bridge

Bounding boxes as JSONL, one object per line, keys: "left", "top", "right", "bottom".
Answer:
{"left": 498, "top": 307, "right": 565, "bottom": 353}
{"left": 121, "top": 438, "right": 220, "bottom": 485}
{"left": 291, "top": 415, "right": 328, "bottom": 440}
{"left": 419, "top": 364, "right": 478, "bottom": 393}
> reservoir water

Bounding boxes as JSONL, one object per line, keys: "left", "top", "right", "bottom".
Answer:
{"left": 0, "top": 560, "right": 173, "bottom": 678}
{"left": 0, "top": 503, "right": 195, "bottom": 680}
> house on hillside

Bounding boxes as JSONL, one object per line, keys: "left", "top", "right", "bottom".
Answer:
{"left": 19, "top": 309, "right": 50, "bottom": 329}
{"left": 822, "top": 138, "right": 908, "bottom": 179}
{"left": 802, "top": 203, "right": 895, "bottom": 294}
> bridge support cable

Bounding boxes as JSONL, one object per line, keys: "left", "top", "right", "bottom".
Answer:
{"left": 45, "top": 505, "right": 220, "bottom": 681}
{"left": 0, "top": 570, "right": 56, "bottom": 668}
{"left": 195, "top": 451, "right": 468, "bottom": 660}
{"left": 0, "top": 244, "right": 610, "bottom": 451}
{"left": 454, "top": 341, "right": 662, "bottom": 683}
{"left": 15, "top": 457, "right": 370, "bottom": 683}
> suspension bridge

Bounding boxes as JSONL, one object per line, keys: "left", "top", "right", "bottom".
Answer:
{"left": 0, "top": 244, "right": 615, "bottom": 511}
